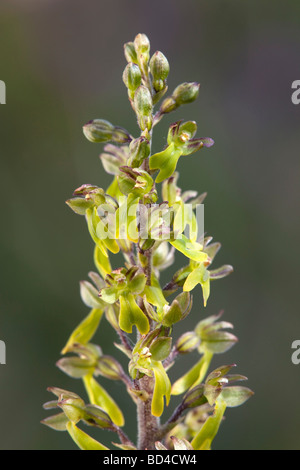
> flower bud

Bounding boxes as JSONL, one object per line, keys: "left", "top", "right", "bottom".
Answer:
{"left": 83, "top": 119, "right": 131, "bottom": 144}
{"left": 100, "top": 144, "right": 129, "bottom": 175}
{"left": 150, "top": 51, "right": 169, "bottom": 92}
{"left": 122, "top": 63, "right": 142, "bottom": 92}
{"left": 124, "top": 42, "right": 138, "bottom": 63}
{"left": 176, "top": 331, "right": 200, "bottom": 354}
{"left": 83, "top": 119, "right": 113, "bottom": 143}
{"left": 172, "top": 82, "right": 200, "bottom": 105}
{"left": 134, "top": 86, "right": 152, "bottom": 116}
{"left": 134, "top": 86, "right": 153, "bottom": 131}
{"left": 84, "top": 404, "right": 113, "bottom": 429}
{"left": 58, "top": 396, "right": 86, "bottom": 423}
{"left": 183, "top": 385, "right": 207, "bottom": 408}
{"left": 65, "top": 197, "right": 94, "bottom": 215}
{"left": 97, "top": 355, "right": 125, "bottom": 381}
{"left": 112, "top": 126, "right": 133, "bottom": 144}
{"left": 56, "top": 356, "right": 96, "bottom": 378}
{"left": 159, "top": 96, "right": 177, "bottom": 115}
{"left": 128, "top": 136, "right": 150, "bottom": 168}
{"left": 134, "top": 33, "right": 150, "bottom": 55}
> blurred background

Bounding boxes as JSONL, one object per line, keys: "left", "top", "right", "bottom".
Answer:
{"left": 1, "top": 0, "right": 300, "bottom": 450}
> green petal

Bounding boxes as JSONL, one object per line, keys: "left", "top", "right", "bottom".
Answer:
{"left": 143, "top": 286, "right": 168, "bottom": 308}
{"left": 170, "top": 235, "right": 208, "bottom": 263}
{"left": 94, "top": 245, "right": 112, "bottom": 278}
{"left": 219, "top": 386, "right": 254, "bottom": 408}
{"left": 183, "top": 266, "right": 204, "bottom": 292}
{"left": 86, "top": 208, "right": 108, "bottom": 257}
{"left": 80, "top": 281, "right": 105, "bottom": 309}
{"left": 57, "top": 357, "right": 96, "bottom": 379}
{"left": 115, "top": 194, "right": 139, "bottom": 242}
{"left": 201, "top": 278, "right": 210, "bottom": 307}
{"left": 171, "top": 351, "right": 213, "bottom": 395}
{"left": 119, "top": 293, "right": 149, "bottom": 335}
{"left": 191, "top": 399, "right": 227, "bottom": 450}
{"left": 66, "top": 197, "right": 94, "bottom": 215}
{"left": 150, "top": 144, "right": 182, "bottom": 183}
{"left": 106, "top": 176, "right": 124, "bottom": 201}
{"left": 152, "top": 362, "right": 171, "bottom": 417}
{"left": 150, "top": 337, "right": 172, "bottom": 362}
{"left": 62, "top": 308, "right": 104, "bottom": 354}
{"left": 99, "top": 287, "right": 119, "bottom": 304}
{"left": 83, "top": 375, "right": 124, "bottom": 427}
{"left": 41, "top": 412, "right": 69, "bottom": 431}
{"left": 67, "top": 422, "right": 109, "bottom": 450}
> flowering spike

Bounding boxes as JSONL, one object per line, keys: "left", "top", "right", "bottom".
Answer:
{"left": 44, "top": 33, "right": 252, "bottom": 452}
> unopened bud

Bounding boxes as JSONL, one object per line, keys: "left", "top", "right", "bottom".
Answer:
{"left": 183, "top": 385, "right": 207, "bottom": 408}
{"left": 97, "top": 355, "right": 124, "bottom": 381}
{"left": 84, "top": 404, "right": 114, "bottom": 429}
{"left": 58, "top": 396, "right": 86, "bottom": 423}
{"left": 56, "top": 356, "right": 96, "bottom": 378}
{"left": 159, "top": 96, "right": 178, "bottom": 115}
{"left": 172, "top": 82, "right": 200, "bottom": 105}
{"left": 134, "top": 86, "right": 153, "bottom": 131}
{"left": 134, "top": 86, "right": 153, "bottom": 116}
{"left": 83, "top": 119, "right": 113, "bottom": 143}
{"left": 124, "top": 42, "right": 138, "bottom": 63}
{"left": 150, "top": 51, "right": 169, "bottom": 92}
{"left": 176, "top": 331, "right": 200, "bottom": 354}
{"left": 134, "top": 33, "right": 150, "bottom": 55}
{"left": 83, "top": 119, "right": 131, "bottom": 144}
{"left": 123, "top": 63, "right": 142, "bottom": 92}
{"left": 65, "top": 197, "right": 94, "bottom": 215}
{"left": 128, "top": 136, "right": 150, "bottom": 168}
{"left": 112, "top": 126, "right": 132, "bottom": 144}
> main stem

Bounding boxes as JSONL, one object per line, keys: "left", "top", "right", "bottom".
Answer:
{"left": 136, "top": 106, "right": 159, "bottom": 449}
{"left": 137, "top": 375, "right": 160, "bottom": 450}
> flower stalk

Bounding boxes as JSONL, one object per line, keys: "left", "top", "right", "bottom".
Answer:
{"left": 42, "top": 33, "right": 253, "bottom": 451}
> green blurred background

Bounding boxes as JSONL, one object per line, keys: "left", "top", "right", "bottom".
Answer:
{"left": 1, "top": 0, "right": 300, "bottom": 450}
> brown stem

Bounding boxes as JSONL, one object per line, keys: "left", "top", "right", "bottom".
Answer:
{"left": 137, "top": 375, "right": 160, "bottom": 450}
{"left": 113, "top": 425, "right": 136, "bottom": 448}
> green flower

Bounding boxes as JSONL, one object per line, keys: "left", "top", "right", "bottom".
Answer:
{"left": 183, "top": 237, "right": 234, "bottom": 306}
{"left": 129, "top": 329, "right": 172, "bottom": 417}
{"left": 149, "top": 121, "right": 214, "bottom": 183}
{"left": 99, "top": 267, "right": 149, "bottom": 335}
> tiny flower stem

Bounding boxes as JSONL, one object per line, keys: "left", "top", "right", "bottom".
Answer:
{"left": 155, "top": 401, "right": 186, "bottom": 442}
{"left": 163, "top": 345, "right": 179, "bottom": 371}
{"left": 163, "top": 279, "right": 180, "bottom": 294}
{"left": 113, "top": 424, "right": 136, "bottom": 448}
{"left": 117, "top": 328, "right": 133, "bottom": 354}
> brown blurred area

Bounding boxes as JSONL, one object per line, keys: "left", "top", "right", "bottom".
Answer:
{"left": 0, "top": 0, "right": 300, "bottom": 449}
